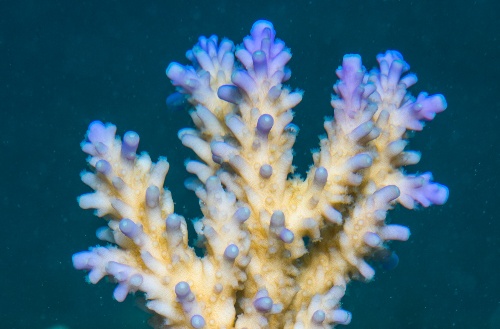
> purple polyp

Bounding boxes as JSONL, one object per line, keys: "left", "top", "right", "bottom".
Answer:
{"left": 313, "top": 167, "right": 328, "bottom": 187}
{"left": 211, "top": 141, "right": 236, "bottom": 161}
{"left": 95, "top": 142, "right": 108, "bottom": 155}
{"left": 234, "top": 207, "right": 250, "bottom": 223}
{"left": 113, "top": 283, "right": 129, "bottom": 302}
{"left": 381, "top": 225, "right": 410, "bottom": 241}
{"left": 254, "top": 296, "right": 273, "bottom": 313}
{"left": 165, "top": 62, "right": 184, "bottom": 81}
{"left": 145, "top": 185, "right": 160, "bottom": 208}
{"left": 203, "top": 226, "right": 216, "bottom": 238}
{"left": 270, "top": 210, "right": 285, "bottom": 227}
{"left": 232, "top": 69, "right": 257, "bottom": 95}
{"left": 415, "top": 173, "right": 449, "bottom": 206}
{"left": 363, "top": 232, "right": 382, "bottom": 247}
{"left": 332, "top": 310, "right": 352, "bottom": 325}
{"left": 349, "top": 121, "right": 375, "bottom": 142}
{"left": 399, "top": 172, "right": 448, "bottom": 208}
{"left": 190, "top": 314, "right": 206, "bottom": 328}
{"left": 121, "top": 131, "right": 140, "bottom": 160}
{"left": 425, "top": 182, "right": 449, "bottom": 205}
{"left": 279, "top": 228, "right": 294, "bottom": 243}
{"left": 259, "top": 164, "right": 273, "bottom": 178}
{"left": 112, "top": 177, "right": 126, "bottom": 191}
{"left": 337, "top": 55, "right": 363, "bottom": 93}
{"left": 96, "top": 226, "right": 114, "bottom": 243}
{"left": 387, "top": 140, "right": 408, "bottom": 157}
{"left": 224, "top": 244, "right": 239, "bottom": 261}
{"left": 312, "top": 310, "right": 326, "bottom": 324}
{"left": 86, "top": 121, "right": 116, "bottom": 146}
{"left": 129, "top": 273, "right": 143, "bottom": 287}
{"left": 95, "top": 159, "right": 111, "bottom": 175}
{"left": 377, "top": 50, "right": 406, "bottom": 68}
{"left": 72, "top": 251, "right": 92, "bottom": 270}
{"left": 205, "top": 175, "right": 220, "bottom": 191}
{"left": 252, "top": 50, "right": 268, "bottom": 77}
{"left": 267, "top": 85, "right": 281, "bottom": 101}
{"left": 324, "top": 206, "right": 342, "bottom": 224}
{"left": 175, "top": 281, "right": 191, "bottom": 298}
{"left": 374, "top": 185, "right": 400, "bottom": 205}
{"left": 244, "top": 20, "right": 275, "bottom": 54}
{"left": 212, "top": 154, "right": 223, "bottom": 164}
{"left": 257, "top": 114, "right": 274, "bottom": 136}
{"left": 218, "top": 85, "right": 242, "bottom": 104}
{"left": 166, "top": 214, "right": 182, "bottom": 230}
{"left": 119, "top": 218, "right": 141, "bottom": 239}
{"left": 192, "top": 45, "right": 215, "bottom": 72}
{"left": 348, "top": 154, "right": 373, "bottom": 171}
{"left": 414, "top": 93, "right": 447, "bottom": 121}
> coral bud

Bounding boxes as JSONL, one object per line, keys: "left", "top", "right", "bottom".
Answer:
{"left": 224, "top": 244, "right": 239, "bottom": 261}
{"left": 166, "top": 214, "right": 182, "bottom": 231}
{"left": 121, "top": 131, "right": 140, "bottom": 160}
{"left": 256, "top": 114, "right": 274, "bottom": 136}
{"left": 254, "top": 297, "right": 273, "bottom": 313}
{"left": 259, "top": 164, "right": 273, "bottom": 178}
{"left": 332, "top": 310, "right": 352, "bottom": 325}
{"left": 175, "top": 281, "right": 191, "bottom": 298}
{"left": 191, "top": 315, "right": 206, "bottom": 328}
{"left": 311, "top": 310, "right": 326, "bottom": 324}
{"left": 279, "top": 228, "right": 294, "bottom": 243}
{"left": 119, "top": 218, "right": 141, "bottom": 239}
{"left": 146, "top": 185, "right": 160, "bottom": 208}
{"left": 234, "top": 207, "right": 250, "bottom": 223}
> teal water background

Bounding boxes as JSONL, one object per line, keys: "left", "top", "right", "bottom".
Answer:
{"left": 1, "top": 1, "right": 498, "bottom": 328}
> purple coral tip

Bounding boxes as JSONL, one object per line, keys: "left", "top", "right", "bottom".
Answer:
{"left": 257, "top": 114, "right": 274, "bottom": 136}
{"left": 166, "top": 214, "right": 182, "bottom": 230}
{"left": 259, "top": 164, "right": 273, "bottom": 178}
{"left": 254, "top": 296, "right": 273, "bottom": 313}
{"left": 119, "top": 218, "right": 141, "bottom": 239}
{"left": 332, "top": 310, "right": 352, "bottom": 325}
{"left": 403, "top": 172, "right": 449, "bottom": 208}
{"left": 95, "top": 159, "right": 111, "bottom": 175}
{"left": 234, "top": 207, "right": 251, "bottom": 223}
{"left": 145, "top": 185, "right": 160, "bottom": 208}
{"left": 413, "top": 93, "right": 447, "bottom": 122}
{"left": 218, "top": 85, "right": 243, "bottom": 104}
{"left": 72, "top": 251, "right": 91, "bottom": 270}
{"left": 190, "top": 314, "right": 206, "bottom": 328}
{"left": 313, "top": 167, "right": 328, "bottom": 187}
{"left": 312, "top": 310, "right": 326, "bottom": 324}
{"left": 83, "top": 121, "right": 116, "bottom": 153}
{"left": 250, "top": 20, "right": 275, "bottom": 40}
{"left": 165, "top": 62, "right": 184, "bottom": 81}
{"left": 423, "top": 181, "right": 449, "bottom": 206}
{"left": 175, "top": 281, "right": 191, "bottom": 298}
{"left": 121, "top": 131, "right": 140, "bottom": 160}
{"left": 279, "top": 228, "right": 294, "bottom": 243}
{"left": 224, "top": 244, "right": 240, "bottom": 260}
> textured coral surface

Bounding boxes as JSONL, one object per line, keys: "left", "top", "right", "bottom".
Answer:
{"left": 73, "top": 20, "right": 448, "bottom": 328}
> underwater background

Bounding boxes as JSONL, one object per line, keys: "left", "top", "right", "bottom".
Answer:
{"left": 1, "top": 0, "right": 498, "bottom": 328}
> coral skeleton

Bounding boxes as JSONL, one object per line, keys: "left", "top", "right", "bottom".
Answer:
{"left": 73, "top": 20, "right": 449, "bottom": 328}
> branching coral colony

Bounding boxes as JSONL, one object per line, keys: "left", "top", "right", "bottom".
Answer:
{"left": 73, "top": 20, "right": 449, "bottom": 328}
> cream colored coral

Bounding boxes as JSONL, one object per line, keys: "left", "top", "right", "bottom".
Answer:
{"left": 73, "top": 20, "right": 448, "bottom": 329}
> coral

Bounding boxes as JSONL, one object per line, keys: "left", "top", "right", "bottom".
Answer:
{"left": 72, "top": 20, "right": 448, "bottom": 328}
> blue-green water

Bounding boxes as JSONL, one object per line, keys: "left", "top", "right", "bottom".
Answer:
{"left": 2, "top": 1, "right": 498, "bottom": 328}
